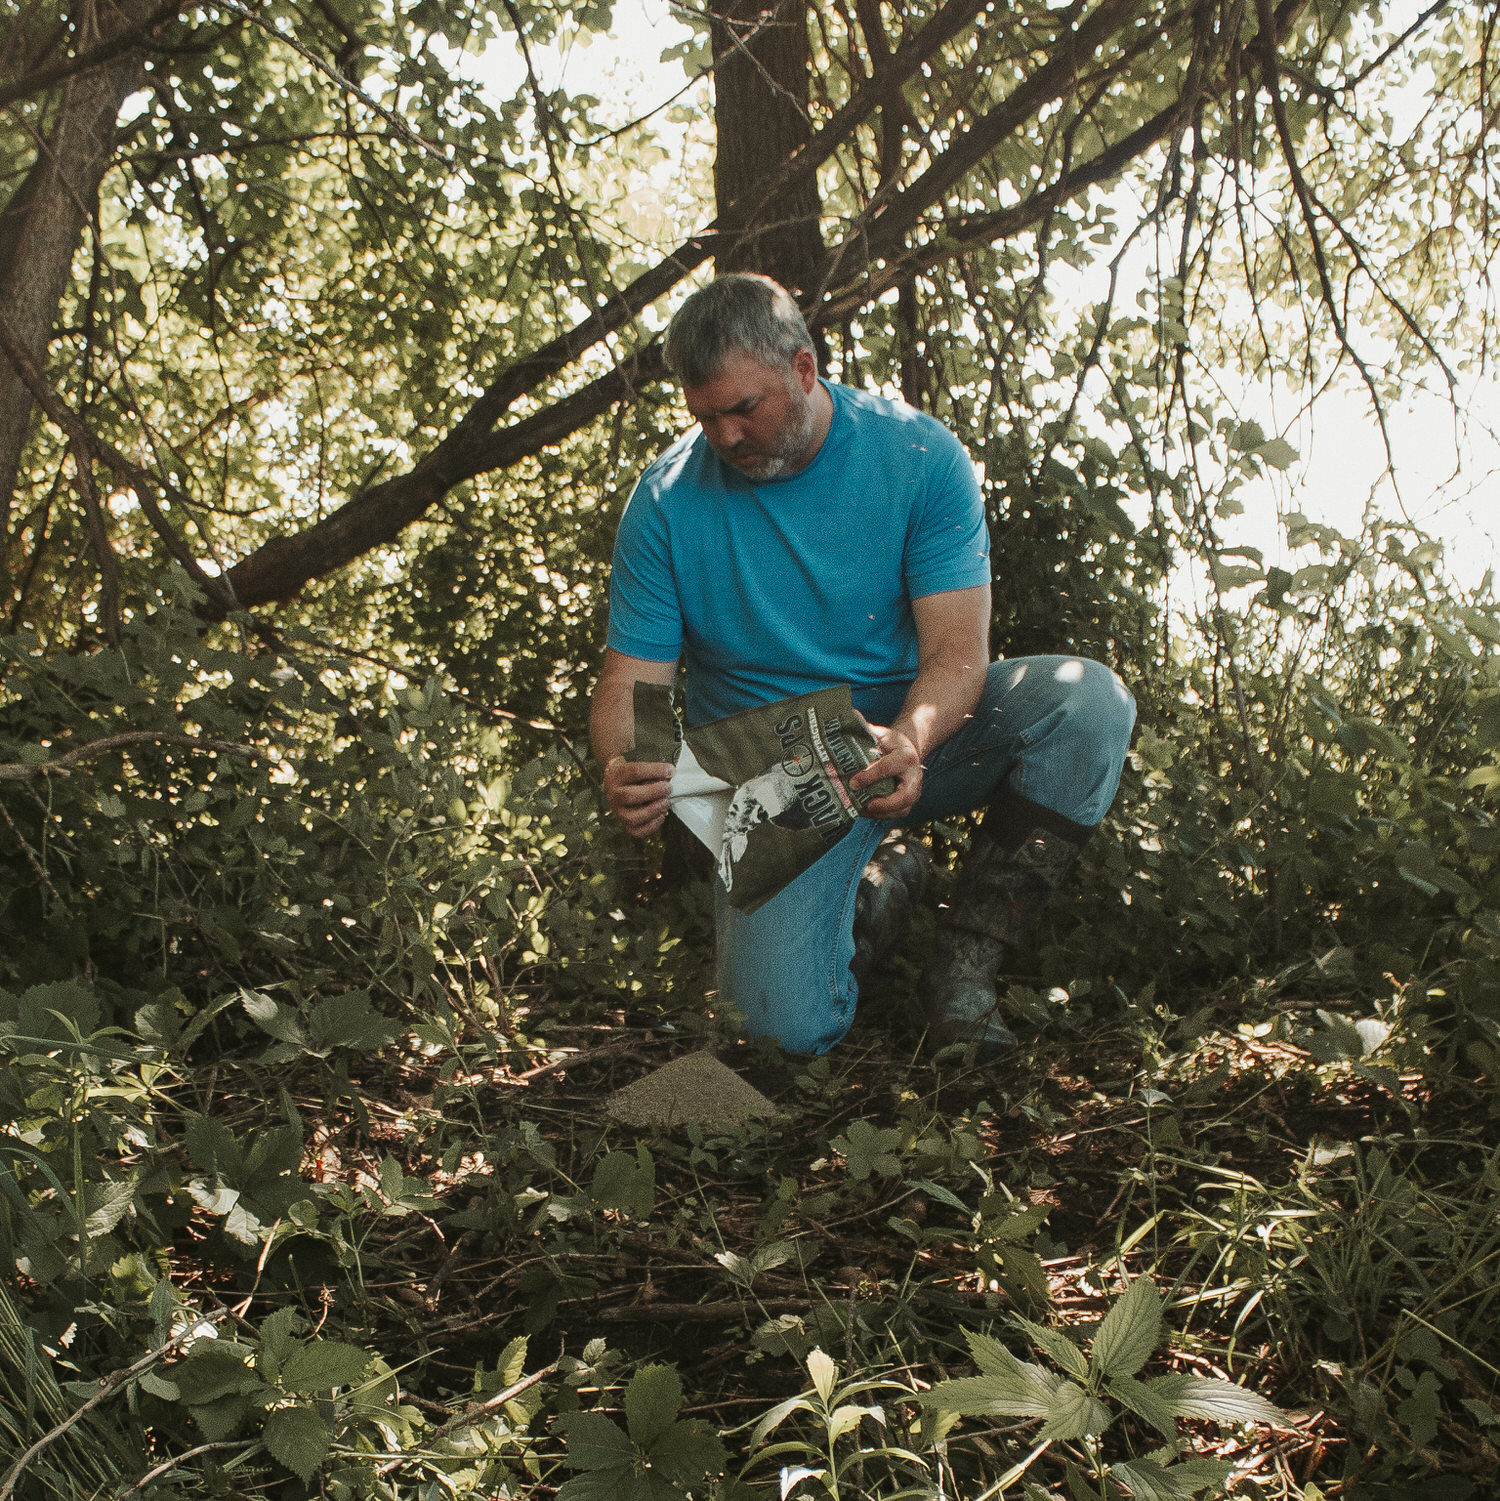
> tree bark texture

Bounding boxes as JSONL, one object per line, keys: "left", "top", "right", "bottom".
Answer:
{"left": 0, "top": 0, "right": 154, "bottom": 528}
{"left": 711, "top": 0, "right": 827, "bottom": 293}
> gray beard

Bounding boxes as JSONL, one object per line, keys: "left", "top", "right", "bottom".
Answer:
{"left": 727, "top": 387, "right": 817, "bottom": 481}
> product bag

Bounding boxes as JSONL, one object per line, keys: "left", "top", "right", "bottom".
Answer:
{"left": 626, "top": 682, "right": 895, "bottom": 913}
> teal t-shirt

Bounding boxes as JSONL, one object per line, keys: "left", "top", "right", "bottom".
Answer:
{"left": 606, "top": 381, "right": 991, "bottom": 727}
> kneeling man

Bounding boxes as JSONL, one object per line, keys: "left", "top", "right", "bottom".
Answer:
{"left": 590, "top": 274, "right": 1135, "bottom": 1056}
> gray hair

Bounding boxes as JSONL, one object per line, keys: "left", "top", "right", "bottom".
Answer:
{"left": 664, "top": 273, "right": 816, "bottom": 386}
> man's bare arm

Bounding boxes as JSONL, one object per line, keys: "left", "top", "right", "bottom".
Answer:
{"left": 852, "top": 584, "right": 991, "bottom": 820}
{"left": 591, "top": 648, "right": 680, "bottom": 837}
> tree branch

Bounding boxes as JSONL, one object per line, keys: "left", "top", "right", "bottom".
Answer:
{"left": 0, "top": 303, "right": 240, "bottom": 613}
{"left": 1254, "top": 0, "right": 1395, "bottom": 467}
{"left": 0, "top": 731, "right": 256, "bottom": 781}
{"left": 224, "top": 345, "right": 668, "bottom": 607}
{"left": 0, "top": 0, "right": 183, "bottom": 110}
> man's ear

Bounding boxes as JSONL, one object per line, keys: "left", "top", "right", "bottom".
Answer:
{"left": 791, "top": 345, "right": 819, "bottom": 393}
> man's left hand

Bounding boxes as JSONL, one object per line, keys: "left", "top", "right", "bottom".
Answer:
{"left": 851, "top": 724, "right": 923, "bottom": 820}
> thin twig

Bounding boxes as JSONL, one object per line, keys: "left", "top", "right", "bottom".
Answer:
{"left": 1254, "top": 0, "right": 1395, "bottom": 469}
{"left": 497, "top": 1039, "right": 639, "bottom": 1085}
{"left": 0, "top": 305, "right": 238, "bottom": 613}
{"left": 433, "top": 1356, "right": 562, "bottom": 1437}
{"left": 584, "top": 1297, "right": 808, "bottom": 1323}
{"left": 0, "top": 731, "right": 255, "bottom": 780}
{"left": 0, "top": 797, "right": 61, "bottom": 902}
{"left": 0, "top": 1311, "right": 227, "bottom": 1501}
{"left": 123, "top": 1440, "right": 256, "bottom": 1494}
{"left": 210, "top": 0, "right": 448, "bottom": 164}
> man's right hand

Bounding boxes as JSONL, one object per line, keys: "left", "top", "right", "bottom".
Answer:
{"left": 603, "top": 755, "right": 676, "bottom": 838}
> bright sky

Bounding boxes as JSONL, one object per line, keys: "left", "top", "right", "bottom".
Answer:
{"left": 477, "top": 0, "right": 1500, "bottom": 594}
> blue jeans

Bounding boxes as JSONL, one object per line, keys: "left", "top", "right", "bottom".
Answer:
{"left": 713, "top": 656, "right": 1137, "bottom": 1053}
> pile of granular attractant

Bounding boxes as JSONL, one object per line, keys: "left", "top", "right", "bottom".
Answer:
{"left": 605, "top": 1050, "right": 779, "bottom": 1131}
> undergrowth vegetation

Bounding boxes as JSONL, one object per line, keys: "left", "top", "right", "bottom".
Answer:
{"left": 2, "top": 510, "right": 1499, "bottom": 1500}
{"left": 8, "top": 1, "right": 1500, "bottom": 1495}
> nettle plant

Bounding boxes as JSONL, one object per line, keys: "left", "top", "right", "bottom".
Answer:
{"left": 923, "top": 1277, "right": 1284, "bottom": 1501}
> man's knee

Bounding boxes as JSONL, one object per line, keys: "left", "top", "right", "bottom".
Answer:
{"left": 1032, "top": 658, "right": 1135, "bottom": 824}
{"left": 1068, "top": 658, "right": 1136, "bottom": 754}
{"left": 718, "top": 927, "right": 858, "bottom": 1056}
{"left": 747, "top": 1008, "right": 850, "bottom": 1057}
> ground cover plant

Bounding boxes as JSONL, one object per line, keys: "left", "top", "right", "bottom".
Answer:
{"left": 1, "top": 513, "right": 1498, "bottom": 1496}
{"left": 6, "top": 1, "right": 1500, "bottom": 1496}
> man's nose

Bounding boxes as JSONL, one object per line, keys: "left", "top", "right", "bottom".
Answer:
{"left": 710, "top": 417, "right": 746, "bottom": 448}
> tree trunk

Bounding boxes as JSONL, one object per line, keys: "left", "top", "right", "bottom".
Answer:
{"left": 0, "top": 0, "right": 153, "bottom": 529}
{"left": 711, "top": 0, "right": 827, "bottom": 295}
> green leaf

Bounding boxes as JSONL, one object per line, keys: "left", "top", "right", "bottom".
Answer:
{"left": 1039, "top": 1379, "right": 1112, "bottom": 1440}
{"left": 907, "top": 1178, "right": 971, "bottom": 1214}
{"left": 1397, "top": 1369, "right": 1443, "bottom": 1447}
{"left": 650, "top": 1416, "right": 727, "bottom": 1487}
{"left": 1227, "top": 418, "right": 1267, "bottom": 452}
{"left": 1170, "top": 1460, "right": 1241, "bottom": 1491}
{"left": 717, "top": 1239, "right": 795, "bottom": 1286}
{"left": 557, "top": 1410, "right": 636, "bottom": 1471}
{"left": 1107, "top": 1375, "right": 1180, "bottom": 1438}
{"left": 279, "top": 1339, "right": 370, "bottom": 1394}
{"left": 832, "top": 1119, "right": 903, "bottom": 1180}
{"left": 149, "top": 1278, "right": 183, "bottom": 1345}
{"left": 747, "top": 1391, "right": 813, "bottom": 1450}
{"left": 590, "top": 1147, "right": 655, "bottom": 1219}
{"left": 263, "top": 1405, "right": 332, "bottom": 1482}
{"left": 626, "top": 1362, "right": 682, "bottom": 1448}
{"left": 1091, "top": 1277, "right": 1162, "bottom": 1378}
{"left": 82, "top": 1177, "right": 137, "bottom": 1239}
{"left": 923, "top": 1331, "right": 1059, "bottom": 1417}
{"left": 1110, "top": 1456, "right": 1238, "bottom": 1499}
{"left": 1210, "top": 561, "right": 1263, "bottom": 590}
{"left": 188, "top": 1391, "right": 250, "bottom": 1441}
{"left": 172, "top": 1343, "right": 263, "bottom": 1404}
{"left": 184, "top": 1115, "right": 242, "bottom": 1179}
{"left": 379, "top": 1154, "right": 407, "bottom": 1202}
{"left": 1304, "top": 1010, "right": 1390, "bottom": 1064}
{"left": 307, "top": 990, "right": 400, "bottom": 1054}
{"left": 979, "top": 1200, "right": 1051, "bottom": 1242}
{"left": 1107, "top": 1458, "right": 1193, "bottom": 1500}
{"left": 557, "top": 1476, "right": 654, "bottom": 1501}
{"left": 1013, "top": 1316, "right": 1089, "bottom": 1380}
{"left": 1253, "top": 436, "right": 1298, "bottom": 470}
{"left": 496, "top": 1334, "right": 529, "bottom": 1388}
{"left": 256, "top": 1308, "right": 302, "bottom": 1383}
{"left": 138, "top": 1370, "right": 180, "bottom": 1401}
{"left": 1145, "top": 1374, "right": 1284, "bottom": 1426}
{"left": 240, "top": 988, "right": 305, "bottom": 1045}
{"left": 807, "top": 1348, "right": 837, "bottom": 1404}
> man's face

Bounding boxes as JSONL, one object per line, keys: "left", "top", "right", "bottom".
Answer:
{"left": 683, "top": 348, "right": 819, "bottom": 481}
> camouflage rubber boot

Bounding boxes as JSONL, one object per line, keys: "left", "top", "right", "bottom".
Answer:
{"left": 917, "top": 788, "right": 1093, "bottom": 1058}
{"left": 850, "top": 832, "right": 930, "bottom": 990}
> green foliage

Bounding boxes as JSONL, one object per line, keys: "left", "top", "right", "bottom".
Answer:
{"left": 924, "top": 1281, "right": 1282, "bottom": 1498}
{"left": 2, "top": 21, "right": 1499, "bottom": 1499}
{"left": 830, "top": 1119, "right": 903, "bottom": 1182}
{"left": 590, "top": 1145, "right": 657, "bottom": 1220}
{"left": 0, "top": 591, "right": 701, "bottom": 1014}
{"left": 555, "top": 1362, "right": 727, "bottom": 1498}
{"left": 734, "top": 1347, "right": 931, "bottom": 1498}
